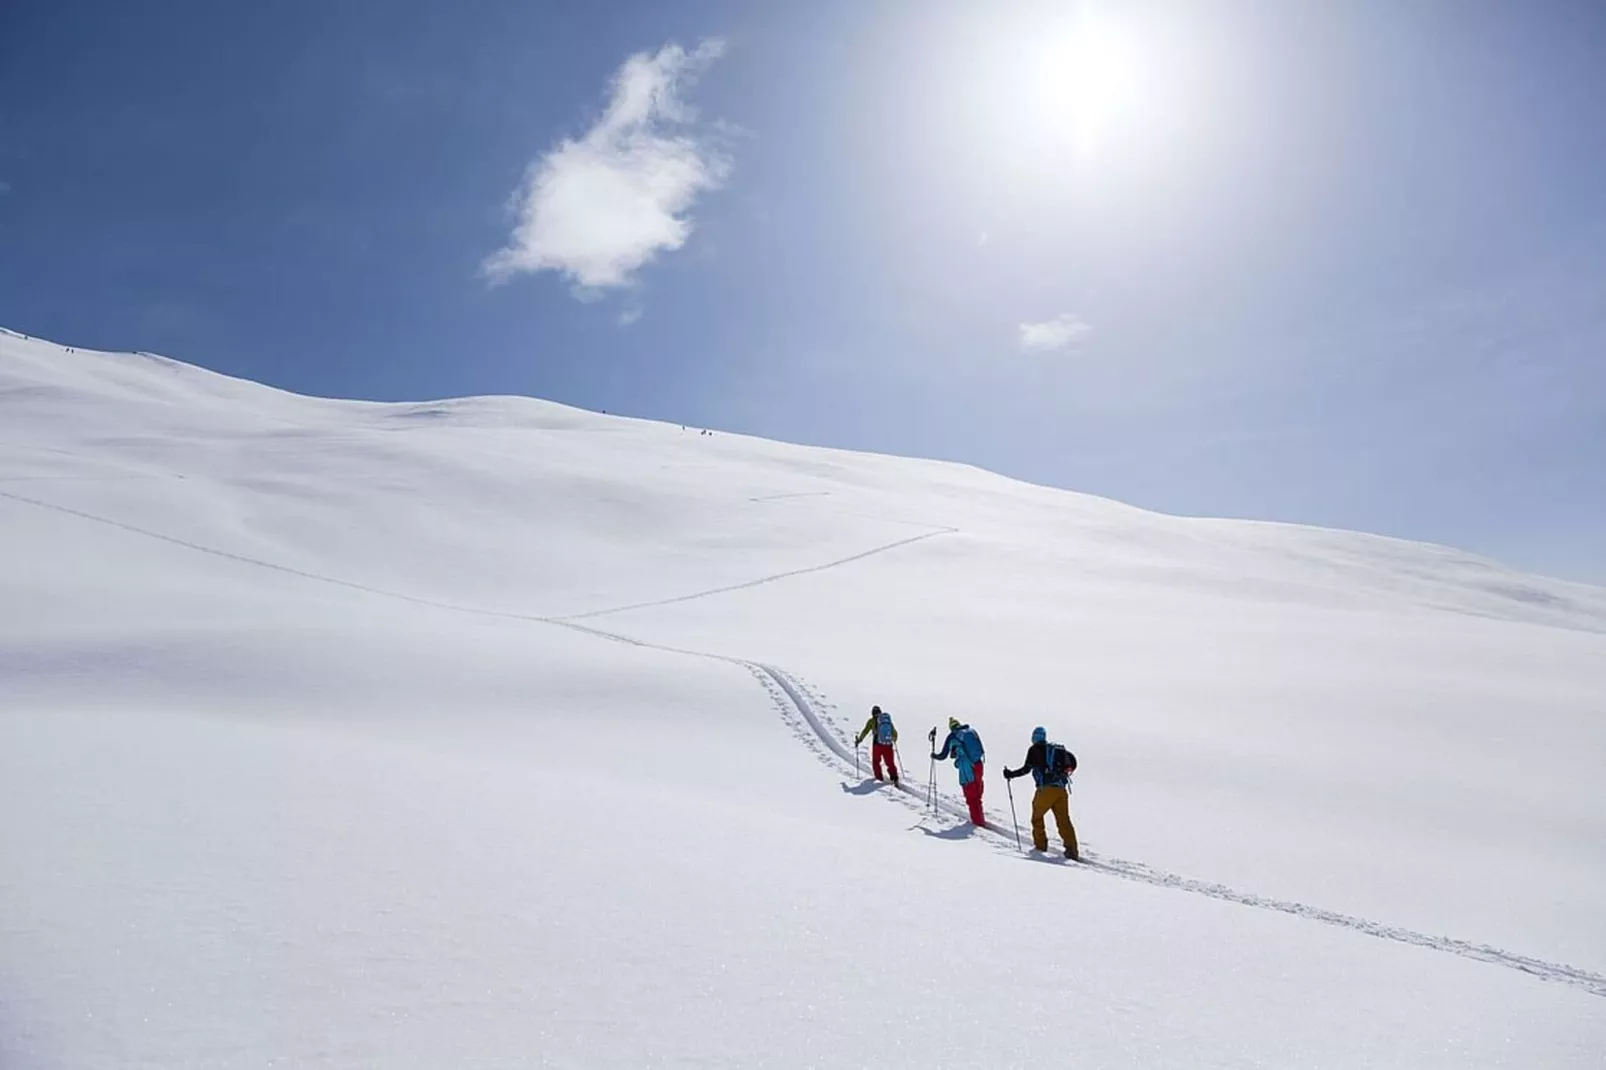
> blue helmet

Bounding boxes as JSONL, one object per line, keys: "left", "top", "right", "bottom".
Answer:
{"left": 1031, "top": 726, "right": 1047, "bottom": 744}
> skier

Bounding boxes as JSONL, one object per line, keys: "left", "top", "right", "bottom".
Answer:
{"left": 930, "top": 717, "right": 986, "bottom": 827}
{"left": 1002, "top": 727, "right": 1079, "bottom": 860}
{"left": 853, "top": 705, "right": 899, "bottom": 784}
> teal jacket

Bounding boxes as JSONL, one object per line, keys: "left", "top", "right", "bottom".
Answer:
{"left": 933, "top": 725, "right": 984, "bottom": 785}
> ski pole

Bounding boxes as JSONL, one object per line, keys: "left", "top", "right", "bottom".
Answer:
{"left": 855, "top": 739, "right": 860, "bottom": 779}
{"left": 1006, "top": 775, "right": 1023, "bottom": 852}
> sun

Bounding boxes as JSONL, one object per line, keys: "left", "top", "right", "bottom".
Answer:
{"left": 1028, "top": 8, "right": 1157, "bottom": 159}
{"left": 918, "top": 1, "right": 1203, "bottom": 194}
{"left": 1057, "top": 12, "right": 1153, "bottom": 156}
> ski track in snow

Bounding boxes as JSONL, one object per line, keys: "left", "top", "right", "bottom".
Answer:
{"left": 555, "top": 525, "right": 958, "bottom": 622}
{"left": 750, "top": 664, "right": 1606, "bottom": 1000}
{"left": 748, "top": 491, "right": 833, "bottom": 503}
{"left": 0, "top": 488, "right": 956, "bottom": 628}
{"left": 5, "top": 487, "right": 1604, "bottom": 1000}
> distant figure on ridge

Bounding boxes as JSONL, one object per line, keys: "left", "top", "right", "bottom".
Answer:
{"left": 1003, "top": 727, "right": 1079, "bottom": 860}
{"left": 853, "top": 705, "right": 899, "bottom": 784}
{"left": 931, "top": 717, "right": 986, "bottom": 827}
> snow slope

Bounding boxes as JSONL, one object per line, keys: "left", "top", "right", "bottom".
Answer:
{"left": 2, "top": 327, "right": 1604, "bottom": 1068}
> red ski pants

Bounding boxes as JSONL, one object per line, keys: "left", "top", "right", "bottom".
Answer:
{"left": 871, "top": 743, "right": 898, "bottom": 781}
{"left": 962, "top": 763, "right": 986, "bottom": 825}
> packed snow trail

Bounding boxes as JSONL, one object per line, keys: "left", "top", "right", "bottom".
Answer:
{"left": 0, "top": 487, "right": 951, "bottom": 628}
{"left": 5, "top": 486, "right": 1604, "bottom": 1000}
{"left": 556, "top": 524, "right": 958, "bottom": 621}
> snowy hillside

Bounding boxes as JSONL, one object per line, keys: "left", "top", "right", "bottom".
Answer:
{"left": 3, "top": 326, "right": 1604, "bottom": 1068}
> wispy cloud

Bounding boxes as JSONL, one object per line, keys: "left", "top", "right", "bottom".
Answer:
{"left": 617, "top": 305, "right": 644, "bottom": 327}
{"left": 1018, "top": 314, "right": 1092, "bottom": 352}
{"left": 483, "top": 39, "right": 729, "bottom": 293}
{"left": 0, "top": 180, "right": 11, "bottom": 196}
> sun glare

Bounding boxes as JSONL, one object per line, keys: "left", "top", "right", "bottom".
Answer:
{"left": 1054, "top": 12, "right": 1152, "bottom": 157}
{"left": 954, "top": 1, "right": 1186, "bottom": 176}
{"left": 1012, "top": 7, "right": 1159, "bottom": 161}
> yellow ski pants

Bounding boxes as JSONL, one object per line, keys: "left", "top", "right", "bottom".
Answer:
{"left": 1030, "top": 786, "right": 1078, "bottom": 855}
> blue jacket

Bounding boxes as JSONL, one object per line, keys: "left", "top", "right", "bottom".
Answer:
{"left": 934, "top": 725, "right": 985, "bottom": 785}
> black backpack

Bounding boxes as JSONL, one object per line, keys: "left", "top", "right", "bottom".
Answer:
{"left": 1041, "top": 743, "right": 1077, "bottom": 786}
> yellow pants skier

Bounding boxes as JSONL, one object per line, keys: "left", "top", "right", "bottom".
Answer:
{"left": 1003, "top": 726, "right": 1080, "bottom": 859}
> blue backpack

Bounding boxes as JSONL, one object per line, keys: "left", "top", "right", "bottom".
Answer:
{"left": 874, "top": 711, "right": 895, "bottom": 745}
{"left": 954, "top": 726, "right": 984, "bottom": 767}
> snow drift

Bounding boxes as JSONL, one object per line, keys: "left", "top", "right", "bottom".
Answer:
{"left": 3, "top": 327, "right": 1603, "bottom": 1068}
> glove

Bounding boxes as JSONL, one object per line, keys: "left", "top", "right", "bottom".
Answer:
{"left": 928, "top": 728, "right": 937, "bottom": 742}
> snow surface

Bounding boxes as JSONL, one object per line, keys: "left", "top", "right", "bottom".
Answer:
{"left": 2, "top": 326, "right": 1604, "bottom": 1068}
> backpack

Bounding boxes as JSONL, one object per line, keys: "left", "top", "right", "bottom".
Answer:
{"left": 1035, "top": 743, "right": 1076, "bottom": 789}
{"left": 955, "top": 726, "right": 984, "bottom": 767}
{"left": 874, "top": 711, "right": 895, "bottom": 745}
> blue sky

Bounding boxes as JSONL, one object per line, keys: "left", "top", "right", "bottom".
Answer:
{"left": 3, "top": 0, "right": 1603, "bottom": 582}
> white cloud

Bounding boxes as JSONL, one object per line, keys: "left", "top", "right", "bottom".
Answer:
{"left": 483, "top": 39, "right": 729, "bottom": 292}
{"left": 617, "top": 305, "right": 644, "bottom": 326}
{"left": 1018, "top": 313, "right": 1092, "bottom": 351}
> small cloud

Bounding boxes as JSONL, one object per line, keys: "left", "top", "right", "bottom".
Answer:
{"left": 618, "top": 306, "right": 644, "bottom": 326}
{"left": 483, "top": 38, "right": 730, "bottom": 293}
{"left": 977, "top": 230, "right": 989, "bottom": 246}
{"left": 1018, "top": 313, "right": 1092, "bottom": 352}
{"left": 0, "top": 180, "right": 11, "bottom": 196}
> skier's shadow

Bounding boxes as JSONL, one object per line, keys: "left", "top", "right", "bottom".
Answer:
{"left": 914, "top": 823, "right": 976, "bottom": 842}
{"left": 839, "top": 779, "right": 887, "bottom": 796}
